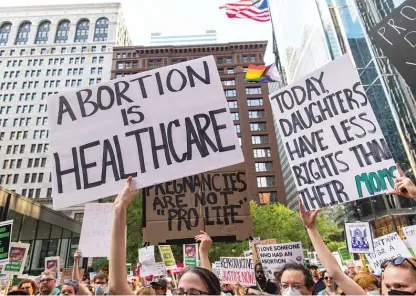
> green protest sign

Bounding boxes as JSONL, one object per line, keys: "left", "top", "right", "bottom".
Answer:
{"left": 183, "top": 244, "right": 198, "bottom": 267}
{"left": 338, "top": 246, "right": 353, "bottom": 262}
{"left": 0, "top": 220, "right": 12, "bottom": 265}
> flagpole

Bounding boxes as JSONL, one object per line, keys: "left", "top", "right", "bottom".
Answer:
{"left": 265, "top": 0, "right": 286, "bottom": 86}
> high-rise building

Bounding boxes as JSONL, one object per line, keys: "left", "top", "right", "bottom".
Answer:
{"left": 112, "top": 41, "right": 286, "bottom": 205}
{"left": 272, "top": 0, "right": 416, "bottom": 235}
{"left": 150, "top": 30, "right": 217, "bottom": 46}
{"left": 0, "top": 3, "right": 131, "bottom": 220}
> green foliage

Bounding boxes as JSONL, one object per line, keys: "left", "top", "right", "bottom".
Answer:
{"left": 94, "top": 257, "right": 109, "bottom": 269}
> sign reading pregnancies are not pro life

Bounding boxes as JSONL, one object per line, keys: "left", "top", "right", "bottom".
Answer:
{"left": 269, "top": 55, "right": 396, "bottom": 211}
{"left": 48, "top": 56, "right": 244, "bottom": 210}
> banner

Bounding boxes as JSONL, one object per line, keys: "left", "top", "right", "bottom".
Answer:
{"left": 48, "top": 55, "right": 244, "bottom": 210}
{"left": 158, "top": 245, "right": 176, "bottom": 270}
{"left": 369, "top": 0, "right": 416, "bottom": 96}
{"left": 366, "top": 232, "right": 411, "bottom": 274}
{"left": 220, "top": 257, "right": 256, "bottom": 286}
{"left": 45, "top": 256, "right": 60, "bottom": 283}
{"left": 143, "top": 171, "right": 252, "bottom": 244}
{"left": 3, "top": 242, "right": 30, "bottom": 276}
{"left": 183, "top": 244, "right": 198, "bottom": 267}
{"left": 79, "top": 203, "right": 114, "bottom": 258}
{"left": 404, "top": 225, "right": 416, "bottom": 252}
{"left": 138, "top": 246, "right": 158, "bottom": 277}
{"left": 345, "top": 222, "right": 374, "bottom": 253}
{"left": 0, "top": 220, "right": 12, "bottom": 265}
{"left": 269, "top": 55, "right": 396, "bottom": 210}
{"left": 256, "top": 242, "right": 304, "bottom": 280}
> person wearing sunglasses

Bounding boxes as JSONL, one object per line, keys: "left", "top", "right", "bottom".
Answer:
{"left": 107, "top": 178, "right": 221, "bottom": 295}
{"left": 318, "top": 272, "right": 342, "bottom": 296}
{"left": 381, "top": 257, "right": 416, "bottom": 295}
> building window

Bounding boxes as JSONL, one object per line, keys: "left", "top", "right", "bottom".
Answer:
{"left": 35, "top": 20, "right": 51, "bottom": 44}
{"left": 248, "top": 110, "right": 265, "bottom": 119}
{"left": 255, "top": 162, "right": 273, "bottom": 172}
{"left": 74, "top": 19, "right": 90, "bottom": 43}
{"left": 247, "top": 98, "right": 264, "bottom": 106}
{"left": 93, "top": 17, "right": 109, "bottom": 41}
{"left": 246, "top": 87, "right": 262, "bottom": 95}
{"left": 231, "top": 112, "right": 239, "bottom": 121}
{"left": 227, "top": 68, "right": 234, "bottom": 74}
{"left": 225, "top": 89, "right": 237, "bottom": 97}
{"left": 0, "top": 22, "right": 12, "bottom": 46}
{"left": 253, "top": 148, "right": 271, "bottom": 158}
{"left": 228, "top": 101, "right": 238, "bottom": 109}
{"left": 257, "top": 176, "right": 275, "bottom": 188}
{"left": 55, "top": 20, "right": 70, "bottom": 43}
{"left": 259, "top": 192, "right": 277, "bottom": 204}
{"left": 148, "top": 59, "right": 162, "bottom": 67}
{"left": 15, "top": 21, "right": 32, "bottom": 45}
{"left": 225, "top": 57, "right": 232, "bottom": 64}
{"left": 252, "top": 135, "right": 268, "bottom": 144}
{"left": 74, "top": 213, "right": 84, "bottom": 223}
{"left": 234, "top": 124, "right": 240, "bottom": 133}
{"left": 222, "top": 79, "right": 236, "bottom": 86}
{"left": 250, "top": 122, "right": 267, "bottom": 131}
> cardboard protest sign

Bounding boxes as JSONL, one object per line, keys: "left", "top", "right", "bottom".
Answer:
{"left": 366, "top": 232, "right": 411, "bottom": 274}
{"left": 0, "top": 220, "right": 12, "bottom": 265}
{"left": 345, "top": 222, "right": 374, "bottom": 254}
{"left": 3, "top": 242, "right": 30, "bottom": 276}
{"left": 256, "top": 242, "right": 304, "bottom": 280}
{"left": 79, "top": 203, "right": 114, "bottom": 258}
{"left": 48, "top": 56, "right": 244, "bottom": 210}
{"left": 269, "top": 55, "right": 396, "bottom": 211}
{"left": 158, "top": 245, "right": 176, "bottom": 270}
{"left": 369, "top": 0, "right": 416, "bottom": 96}
{"left": 338, "top": 246, "right": 353, "bottom": 263}
{"left": 251, "top": 239, "right": 277, "bottom": 265}
{"left": 139, "top": 246, "right": 158, "bottom": 277}
{"left": 45, "top": 256, "right": 60, "bottom": 282}
{"left": 61, "top": 268, "right": 83, "bottom": 284}
{"left": 404, "top": 225, "right": 416, "bottom": 252}
{"left": 220, "top": 257, "right": 256, "bottom": 286}
{"left": 243, "top": 250, "right": 252, "bottom": 257}
{"left": 183, "top": 244, "right": 198, "bottom": 267}
{"left": 143, "top": 170, "right": 251, "bottom": 245}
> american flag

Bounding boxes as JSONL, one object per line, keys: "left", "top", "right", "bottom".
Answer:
{"left": 220, "top": 0, "right": 270, "bottom": 22}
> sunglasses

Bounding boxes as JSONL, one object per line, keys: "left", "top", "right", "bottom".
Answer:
{"left": 171, "top": 288, "right": 209, "bottom": 295}
{"left": 381, "top": 257, "right": 416, "bottom": 271}
{"left": 324, "top": 276, "right": 333, "bottom": 280}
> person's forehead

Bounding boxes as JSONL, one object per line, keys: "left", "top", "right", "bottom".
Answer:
{"left": 281, "top": 270, "right": 306, "bottom": 283}
{"left": 21, "top": 283, "right": 32, "bottom": 287}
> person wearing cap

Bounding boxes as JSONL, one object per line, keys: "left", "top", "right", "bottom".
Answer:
{"left": 150, "top": 279, "right": 167, "bottom": 296}
{"left": 309, "top": 265, "right": 326, "bottom": 294}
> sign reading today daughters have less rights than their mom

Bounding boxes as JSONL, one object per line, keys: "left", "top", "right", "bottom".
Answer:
{"left": 47, "top": 56, "right": 244, "bottom": 210}
{"left": 269, "top": 55, "right": 396, "bottom": 211}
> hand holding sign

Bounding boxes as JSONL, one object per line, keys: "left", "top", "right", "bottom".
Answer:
{"left": 195, "top": 231, "right": 213, "bottom": 253}
{"left": 299, "top": 198, "right": 321, "bottom": 229}
{"left": 388, "top": 164, "right": 416, "bottom": 199}
{"left": 115, "top": 176, "right": 140, "bottom": 209}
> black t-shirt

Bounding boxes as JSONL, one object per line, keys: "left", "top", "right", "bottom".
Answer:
{"left": 250, "top": 280, "right": 280, "bottom": 295}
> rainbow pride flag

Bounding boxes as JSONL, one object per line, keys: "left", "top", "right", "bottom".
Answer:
{"left": 245, "top": 63, "right": 281, "bottom": 83}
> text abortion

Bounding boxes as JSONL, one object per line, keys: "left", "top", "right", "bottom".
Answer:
{"left": 48, "top": 56, "right": 244, "bottom": 209}
{"left": 143, "top": 172, "right": 252, "bottom": 244}
{"left": 269, "top": 55, "right": 396, "bottom": 211}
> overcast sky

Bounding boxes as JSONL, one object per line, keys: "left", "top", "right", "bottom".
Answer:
{"left": 1, "top": 0, "right": 278, "bottom": 63}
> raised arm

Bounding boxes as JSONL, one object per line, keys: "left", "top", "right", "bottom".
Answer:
{"left": 299, "top": 198, "right": 366, "bottom": 296}
{"left": 195, "top": 231, "right": 213, "bottom": 270}
{"left": 72, "top": 249, "right": 81, "bottom": 280}
{"left": 108, "top": 177, "right": 139, "bottom": 295}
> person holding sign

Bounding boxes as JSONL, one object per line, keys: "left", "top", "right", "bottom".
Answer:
{"left": 390, "top": 164, "right": 416, "bottom": 199}
{"left": 108, "top": 177, "right": 221, "bottom": 295}
{"left": 299, "top": 198, "right": 366, "bottom": 295}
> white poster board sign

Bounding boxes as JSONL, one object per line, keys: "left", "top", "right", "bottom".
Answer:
{"left": 345, "top": 222, "right": 374, "bottom": 253}
{"left": 220, "top": 257, "right": 256, "bottom": 286}
{"left": 213, "top": 261, "right": 221, "bottom": 280}
{"left": 403, "top": 225, "right": 416, "bottom": 252}
{"left": 366, "top": 232, "right": 411, "bottom": 274}
{"left": 269, "top": 55, "right": 396, "bottom": 210}
{"left": 155, "top": 262, "right": 167, "bottom": 277}
{"left": 48, "top": 56, "right": 244, "bottom": 209}
{"left": 138, "top": 246, "right": 158, "bottom": 277}
{"left": 2, "top": 242, "right": 30, "bottom": 276}
{"left": 256, "top": 242, "right": 304, "bottom": 280}
{"left": 79, "top": 203, "right": 114, "bottom": 257}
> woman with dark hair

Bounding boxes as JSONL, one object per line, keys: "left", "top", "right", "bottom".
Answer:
{"left": 173, "top": 267, "right": 221, "bottom": 295}
{"left": 276, "top": 263, "right": 315, "bottom": 295}
{"left": 107, "top": 178, "right": 222, "bottom": 295}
